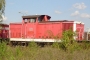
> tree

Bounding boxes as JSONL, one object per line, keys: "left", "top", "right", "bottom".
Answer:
{"left": 0, "top": 0, "right": 5, "bottom": 21}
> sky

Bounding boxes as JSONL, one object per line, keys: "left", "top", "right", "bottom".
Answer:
{"left": 2, "top": 0, "right": 90, "bottom": 31}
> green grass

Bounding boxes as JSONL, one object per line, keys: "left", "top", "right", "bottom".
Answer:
{"left": 0, "top": 42, "right": 90, "bottom": 60}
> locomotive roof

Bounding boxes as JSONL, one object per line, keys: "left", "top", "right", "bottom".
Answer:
{"left": 22, "top": 15, "right": 51, "bottom": 19}
{"left": 38, "top": 20, "right": 84, "bottom": 24}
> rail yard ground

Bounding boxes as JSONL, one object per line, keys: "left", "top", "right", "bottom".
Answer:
{"left": 0, "top": 41, "right": 90, "bottom": 60}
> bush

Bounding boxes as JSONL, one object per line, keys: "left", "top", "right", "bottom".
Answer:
{"left": 60, "top": 29, "right": 77, "bottom": 51}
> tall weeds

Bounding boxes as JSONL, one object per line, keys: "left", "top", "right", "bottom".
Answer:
{"left": 0, "top": 42, "right": 7, "bottom": 59}
{"left": 0, "top": 29, "right": 90, "bottom": 60}
{"left": 0, "top": 41, "right": 90, "bottom": 60}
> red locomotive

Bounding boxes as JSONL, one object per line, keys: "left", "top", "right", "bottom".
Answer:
{"left": 0, "top": 23, "right": 9, "bottom": 42}
{"left": 9, "top": 15, "right": 84, "bottom": 43}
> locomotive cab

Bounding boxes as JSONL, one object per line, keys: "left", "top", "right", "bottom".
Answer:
{"left": 22, "top": 15, "right": 51, "bottom": 23}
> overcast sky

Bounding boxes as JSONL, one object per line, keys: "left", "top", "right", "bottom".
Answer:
{"left": 3, "top": 0, "right": 90, "bottom": 31}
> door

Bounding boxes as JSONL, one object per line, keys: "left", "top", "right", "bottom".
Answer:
{"left": 26, "top": 23, "right": 35, "bottom": 38}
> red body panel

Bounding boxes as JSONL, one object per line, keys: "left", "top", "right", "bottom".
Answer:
{"left": 37, "top": 22, "right": 62, "bottom": 39}
{"left": 25, "top": 23, "right": 37, "bottom": 38}
{"left": 0, "top": 24, "right": 9, "bottom": 39}
{"left": 76, "top": 23, "right": 84, "bottom": 40}
{"left": 10, "top": 22, "right": 84, "bottom": 40}
{"left": 62, "top": 23, "right": 73, "bottom": 31}
{"left": 10, "top": 23, "right": 22, "bottom": 38}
